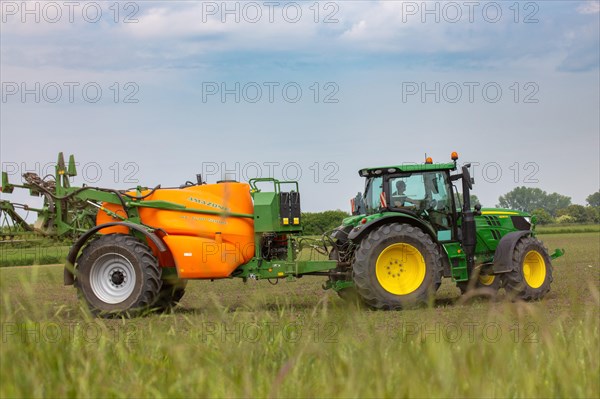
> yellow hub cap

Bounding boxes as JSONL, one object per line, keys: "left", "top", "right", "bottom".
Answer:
{"left": 375, "top": 243, "right": 426, "bottom": 295}
{"left": 478, "top": 274, "right": 496, "bottom": 286}
{"left": 523, "top": 250, "right": 546, "bottom": 288}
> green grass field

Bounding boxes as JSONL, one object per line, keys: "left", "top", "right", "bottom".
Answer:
{"left": 1, "top": 232, "right": 598, "bottom": 398}
{"left": 0, "top": 243, "right": 70, "bottom": 267}
{"left": 535, "top": 224, "right": 600, "bottom": 234}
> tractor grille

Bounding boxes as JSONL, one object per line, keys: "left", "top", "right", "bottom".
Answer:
{"left": 484, "top": 215, "right": 501, "bottom": 227}
{"left": 490, "top": 229, "right": 501, "bottom": 240}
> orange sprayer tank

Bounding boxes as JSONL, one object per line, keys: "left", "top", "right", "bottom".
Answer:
{"left": 96, "top": 182, "right": 255, "bottom": 279}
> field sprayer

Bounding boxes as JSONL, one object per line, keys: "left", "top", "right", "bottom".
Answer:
{"left": 0, "top": 152, "right": 563, "bottom": 316}
{"left": 0, "top": 153, "right": 96, "bottom": 241}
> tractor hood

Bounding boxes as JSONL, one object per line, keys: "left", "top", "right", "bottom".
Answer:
{"left": 477, "top": 208, "right": 535, "bottom": 231}
{"left": 480, "top": 208, "right": 530, "bottom": 218}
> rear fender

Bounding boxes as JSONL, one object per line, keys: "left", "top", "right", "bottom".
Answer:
{"left": 347, "top": 215, "right": 437, "bottom": 243}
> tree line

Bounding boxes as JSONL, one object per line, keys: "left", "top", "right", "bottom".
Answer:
{"left": 497, "top": 188, "right": 599, "bottom": 225}
{"left": 301, "top": 210, "right": 350, "bottom": 236}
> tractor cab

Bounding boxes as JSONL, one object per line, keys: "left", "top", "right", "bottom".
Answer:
{"left": 361, "top": 168, "right": 456, "bottom": 237}
{"left": 337, "top": 153, "right": 480, "bottom": 286}
{"left": 352, "top": 154, "right": 472, "bottom": 244}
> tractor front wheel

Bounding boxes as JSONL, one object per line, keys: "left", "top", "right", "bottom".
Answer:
{"left": 76, "top": 234, "right": 162, "bottom": 317}
{"left": 352, "top": 223, "right": 443, "bottom": 309}
{"left": 457, "top": 271, "right": 502, "bottom": 296}
{"left": 503, "top": 237, "right": 553, "bottom": 301}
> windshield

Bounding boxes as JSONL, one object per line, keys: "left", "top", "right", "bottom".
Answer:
{"left": 389, "top": 172, "right": 451, "bottom": 211}
{"left": 364, "top": 176, "right": 383, "bottom": 214}
{"left": 363, "top": 172, "right": 452, "bottom": 216}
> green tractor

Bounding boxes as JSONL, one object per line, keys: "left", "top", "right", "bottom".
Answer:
{"left": 327, "top": 153, "right": 564, "bottom": 308}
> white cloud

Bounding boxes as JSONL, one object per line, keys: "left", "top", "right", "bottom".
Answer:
{"left": 0, "top": 1, "right": 126, "bottom": 35}
{"left": 577, "top": 1, "right": 600, "bottom": 14}
{"left": 118, "top": 1, "right": 489, "bottom": 54}
{"left": 1, "top": 1, "right": 598, "bottom": 73}
{"left": 118, "top": 2, "right": 330, "bottom": 52}
{"left": 120, "top": 5, "right": 228, "bottom": 39}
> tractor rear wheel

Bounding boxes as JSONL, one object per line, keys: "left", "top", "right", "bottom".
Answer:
{"left": 154, "top": 279, "right": 187, "bottom": 312}
{"left": 503, "top": 237, "right": 553, "bottom": 301}
{"left": 352, "top": 223, "right": 443, "bottom": 309}
{"left": 76, "top": 234, "right": 162, "bottom": 317}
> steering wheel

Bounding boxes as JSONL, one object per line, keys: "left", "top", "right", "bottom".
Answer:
{"left": 417, "top": 197, "right": 437, "bottom": 217}
{"left": 391, "top": 195, "right": 407, "bottom": 208}
{"left": 429, "top": 198, "right": 438, "bottom": 209}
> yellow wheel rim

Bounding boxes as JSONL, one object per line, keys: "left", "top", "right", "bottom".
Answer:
{"left": 523, "top": 250, "right": 546, "bottom": 288}
{"left": 478, "top": 274, "right": 496, "bottom": 286}
{"left": 375, "top": 243, "right": 426, "bottom": 295}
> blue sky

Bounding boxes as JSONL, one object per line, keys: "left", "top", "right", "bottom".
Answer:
{"left": 1, "top": 0, "right": 599, "bottom": 213}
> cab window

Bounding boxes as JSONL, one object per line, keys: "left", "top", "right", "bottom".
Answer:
{"left": 389, "top": 172, "right": 454, "bottom": 238}
{"left": 364, "top": 176, "right": 383, "bottom": 214}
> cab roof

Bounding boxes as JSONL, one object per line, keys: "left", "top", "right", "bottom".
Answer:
{"left": 358, "top": 162, "right": 457, "bottom": 177}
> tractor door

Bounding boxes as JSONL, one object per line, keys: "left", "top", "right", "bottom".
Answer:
{"left": 387, "top": 171, "right": 456, "bottom": 242}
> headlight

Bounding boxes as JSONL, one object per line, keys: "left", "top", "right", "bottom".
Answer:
{"left": 524, "top": 217, "right": 531, "bottom": 224}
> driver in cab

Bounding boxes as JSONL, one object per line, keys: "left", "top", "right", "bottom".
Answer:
{"left": 392, "top": 180, "right": 418, "bottom": 207}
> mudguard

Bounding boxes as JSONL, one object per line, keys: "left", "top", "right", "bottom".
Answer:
{"left": 63, "top": 222, "right": 168, "bottom": 285}
{"left": 492, "top": 230, "right": 532, "bottom": 273}
{"left": 347, "top": 215, "right": 437, "bottom": 243}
